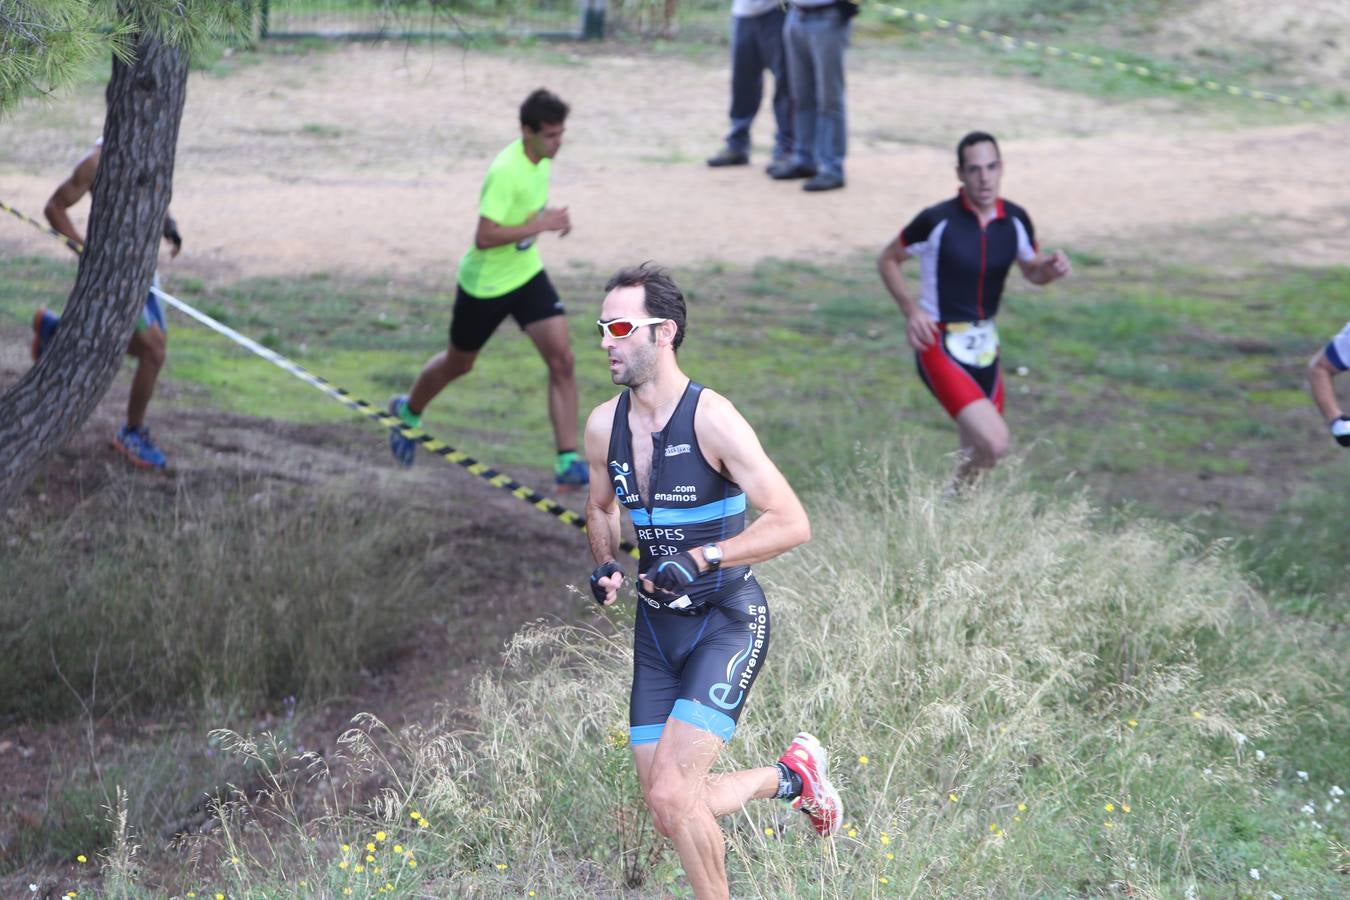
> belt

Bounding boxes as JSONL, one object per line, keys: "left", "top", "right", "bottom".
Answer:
{"left": 791, "top": 3, "right": 837, "bottom": 13}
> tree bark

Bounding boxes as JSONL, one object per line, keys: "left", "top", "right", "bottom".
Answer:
{"left": 0, "top": 30, "right": 187, "bottom": 511}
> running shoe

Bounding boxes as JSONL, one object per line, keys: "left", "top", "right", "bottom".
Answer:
{"left": 31, "top": 307, "right": 60, "bottom": 362}
{"left": 778, "top": 731, "right": 843, "bottom": 837}
{"left": 388, "top": 394, "right": 417, "bottom": 467}
{"left": 555, "top": 457, "right": 589, "bottom": 490}
{"left": 113, "top": 425, "right": 167, "bottom": 469}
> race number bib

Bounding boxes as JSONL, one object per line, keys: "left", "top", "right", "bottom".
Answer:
{"left": 944, "top": 320, "right": 1000, "bottom": 368}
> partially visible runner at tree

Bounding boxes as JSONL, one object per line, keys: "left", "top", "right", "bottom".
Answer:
{"left": 878, "top": 131, "right": 1071, "bottom": 485}
{"left": 32, "top": 137, "right": 183, "bottom": 469}
{"left": 1306, "top": 321, "right": 1350, "bottom": 449}
{"left": 583, "top": 263, "right": 841, "bottom": 900}
{"left": 387, "top": 88, "right": 588, "bottom": 489}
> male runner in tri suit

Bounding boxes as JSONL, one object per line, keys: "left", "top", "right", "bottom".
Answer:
{"left": 878, "top": 131, "right": 1071, "bottom": 484}
{"left": 388, "top": 89, "right": 588, "bottom": 488}
{"left": 32, "top": 137, "right": 183, "bottom": 469}
{"left": 583, "top": 263, "right": 841, "bottom": 900}
{"left": 1306, "top": 322, "right": 1350, "bottom": 449}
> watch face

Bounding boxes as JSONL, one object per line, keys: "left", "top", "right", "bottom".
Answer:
{"left": 703, "top": 544, "right": 722, "bottom": 565}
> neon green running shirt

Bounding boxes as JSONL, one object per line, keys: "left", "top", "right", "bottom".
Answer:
{"left": 456, "top": 139, "right": 551, "bottom": 298}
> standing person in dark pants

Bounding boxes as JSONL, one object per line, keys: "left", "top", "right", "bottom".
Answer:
{"left": 774, "top": 1, "right": 852, "bottom": 192}
{"left": 706, "top": 0, "right": 793, "bottom": 176}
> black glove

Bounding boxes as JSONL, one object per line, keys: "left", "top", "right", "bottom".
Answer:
{"left": 646, "top": 550, "right": 700, "bottom": 595}
{"left": 163, "top": 215, "right": 182, "bottom": 253}
{"left": 589, "top": 561, "right": 623, "bottom": 605}
{"left": 1332, "top": 415, "right": 1350, "bottom": 448}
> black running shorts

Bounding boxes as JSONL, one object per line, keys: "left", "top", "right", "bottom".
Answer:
{"left": 449, "top": 269, "right": 564, "bottom": 353}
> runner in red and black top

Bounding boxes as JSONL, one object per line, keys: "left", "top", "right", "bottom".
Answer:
{"left": 878, "top": 131, "right": 1072, "bottom": 484}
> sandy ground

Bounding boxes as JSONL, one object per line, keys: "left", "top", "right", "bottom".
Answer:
{"left": 1, "top": 41, "right": 1347, "bottom": 285}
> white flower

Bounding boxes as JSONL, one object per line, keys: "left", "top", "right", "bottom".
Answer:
{"left": 1301, "top": 803, "right": 1316, "bottom": 815}
{"left": 1330, "top": 785, "right": 1344, "bottom": 797}
{"left": 1297, "top": 770, "right": 1309, "bottom": 781}
{"left": 1015, "top": 365, "right": 1029, "bottom": 376}
{"left": 1203, "top": 767, "right": 1213, "bottom": 776}
{"left": 1235, "top": 732, "right": 1247, "bottom": 745}
{"left": 28, "top": 886, "right": 38, "bottom": 894}
{"left": 1269, "top": 893, "right": 1284, "bottom": 900}
{"left": 1255, "top": 749, "right": 1265, "bottom": 761}
{"left": 1249, "top": 868, "right": 1261, "bottom": 880}
{"left": 1184, "top": 884, "right": 1198, "bottom": 900}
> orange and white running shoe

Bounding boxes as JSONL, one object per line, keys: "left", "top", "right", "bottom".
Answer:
{"left": 778, "top": 731, "right": 843, "bottom": 836}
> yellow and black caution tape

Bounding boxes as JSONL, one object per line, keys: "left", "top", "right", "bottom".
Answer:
{"left": 874, "top": 3, "right": 1317, "bottom": 110}
{"left": 3, "top": 198, "right": 639, "bottom": 560}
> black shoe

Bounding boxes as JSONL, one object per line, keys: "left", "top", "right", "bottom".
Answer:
{"left": 769, "top": 162, "right": 817, "bottom": 180}
{"left": 803, "top": 172, "right": 845, "bottom": 192}
{"left": 706, "top": 147, "right": 749, "bottom": 167}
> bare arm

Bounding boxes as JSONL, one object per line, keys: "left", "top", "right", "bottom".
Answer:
{"left": 878, "top": 237, "right": 938, "bottom": 350}
{"left": 678, "top": 390, "right": 810, "bottom": 576}
{"left": 583, "top": 400, "right": 626, "bottom": 605}
{"left": 474, "top": 207, "right": 570, "bottom": 250}
{"left": 1307, "top": 350, "right": 1344, "bottom": 423}
{"left": 44, "top": 149, "right": 100, "bottom": 248}
{"left": 1018, "top": 249, "right": 1072, "bottom": 285}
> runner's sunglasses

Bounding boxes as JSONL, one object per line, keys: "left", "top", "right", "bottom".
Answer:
{"left": 596, "top": 317, "right": 669, "bottom": 339}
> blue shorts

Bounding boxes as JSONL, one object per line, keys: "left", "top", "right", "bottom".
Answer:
{"left": 136, "top": 289, "right": 166, "bottom": 333}
{"left": 629, "top": 577, "right": 770, "bottom": 746}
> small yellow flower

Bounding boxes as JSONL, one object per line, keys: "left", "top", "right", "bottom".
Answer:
{"left": 1104, "top": 802, "right": 1115, "bottom": 812}
{"left": 76, "top": 854, "right": 87, "bottom": 863}
{"left": 366, "top": 842, "right": 376, "bottom": 853}
{"left": 408, "top": 859, "right": 418, "bottom": 868}
{"left": 879, "top": 876, "right": 890, "bottom": 884}
{"left": 355, "top": 865, "right": 365, "bottom": 874}
{"left": 231, "top": 856, "right": 240, "bottom": 865}
{"left": 1013, "top": 815, "right": 1021, "bottom": 822}
{"left": 1122, "top": 803, "right": 1131, "bottom": 813}
{"left": 418, "top": 819, "right": 428, "bottom": 828}
{"left": 374, "top": 867, "right": 382, "bottom": 874}
{"left": 1104, "top": 820, "right": 1115, "bottom": 829}
{"left": 886, "top": 851, "right": 895, "bottom": 860}
{"left": 988, "top": 823, "right": 1000, "bottom": 833}
{"left": 410, "top": 811, "right": 422, "bottom": 820}
{"left": 393, "top": 844, "right": 403, "bottom": 854}
{"left": 344, "top": 890, "right": 352, "bottom": 896}
{"left": 496, "top": 862, "right": 508, "bottom": 870}
{"left": 1192, "top": 711, "right": 1203, "bottom": 719}
{"left": 342, "top": 843, "right": 351, "bottom": 853}
{"left": 187, "top": 894, "right": 197, "bottom": 899}
{"left": 375, "top": 830, "right": 387, "bottom": 842}
{"left": 299, "top": 881, "right": 306, "bottom": 887}
{"left": 340, "top": 861, "right": 349, "bottom": 870}
{"left": 764, "top": 827, "right": 774, "bottom": 837}
{"left": 384, "top": 884, "right": 393, "bottom": 892}
{"left": 366, "top": 854, "right": 375, "bottom": 863}
{"left": 215, "top": 895, "right": 224, "bottom": 900}
{"left": 949, "top": 793, "right": 959, "bottom": 802}
{"left": 880, "top": 831, "right": 890, "bottom": 845}
{"left": 1127, "top": 719, "right": 1138, "bottom": 728}
{"left": 530, "top": 893, "right": 537, "bottom": 898}
{"left": 858, "top": 755, "right": 869, "bottom": 765}
{"left": 1017, "top": 803, "right": 1027, "bottom": 812}
{"left": 848, "top": 827, "right": 858, "bottom": 838}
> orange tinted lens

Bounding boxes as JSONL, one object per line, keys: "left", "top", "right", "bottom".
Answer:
{"left": 606, "top": 319, "right": 637, "bottom": 338}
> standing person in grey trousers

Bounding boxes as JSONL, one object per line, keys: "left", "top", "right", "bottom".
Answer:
{"left": 773, "top": 1, "right": 852, "bottom": 192}
{"left": 707, "top": 0, "right": 794, "bottom": 174}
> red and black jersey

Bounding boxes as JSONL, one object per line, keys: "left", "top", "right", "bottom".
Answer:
{"left": 899, "top": 190, "right": 1038, "bottom": 323}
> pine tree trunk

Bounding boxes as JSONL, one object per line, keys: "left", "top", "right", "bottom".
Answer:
{"left": 0, "top": 31, "right": 187, "bottom": 511}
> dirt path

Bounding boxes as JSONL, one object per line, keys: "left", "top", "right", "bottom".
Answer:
{"left": 2, "top": 43, "right": 1346, "bottom": 283}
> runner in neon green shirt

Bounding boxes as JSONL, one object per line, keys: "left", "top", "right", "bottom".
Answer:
{"left": 389, "top": 89, "right": 589, "bottom": 489}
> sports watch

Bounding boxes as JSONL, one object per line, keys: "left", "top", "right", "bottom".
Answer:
{"left": 701, "top": 543, "right": 723, "bottom": 571}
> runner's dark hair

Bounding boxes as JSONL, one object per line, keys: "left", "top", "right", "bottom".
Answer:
{"left": 520, "top": 88, "right": 569, "bottom": 130}
{"left": 604, "top": 262, "right": 687, "bottom": 352}
{"left": 956, "top": 131, "right": 1000, "bottom": 168}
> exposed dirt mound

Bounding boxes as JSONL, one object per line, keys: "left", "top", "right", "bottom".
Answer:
{"left": 1162, "top": 0, "right": 1349, "bottom": 85}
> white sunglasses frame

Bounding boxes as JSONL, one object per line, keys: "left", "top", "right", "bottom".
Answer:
{"left": 595, "top": 316, "right": 670, "bottom": 339}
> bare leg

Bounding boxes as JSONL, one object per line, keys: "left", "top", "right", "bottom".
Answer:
{"left": 953, "top": 398, "right": 1010, "bottom": 486}
{"left": 125, "top": 326, "right": 166, "bottom": 429}
{"left": 523, "top": 315, "right": 578, "bottom": 452}
{"left": 631, "top": 720, "right": 779, "bottom": 900}
{"left": 407, "top": 345, "right": 477, "bottom": 415}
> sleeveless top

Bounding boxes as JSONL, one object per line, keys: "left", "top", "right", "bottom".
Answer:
{"left": 607, "top": 381, "right": 752, "bottom": 613}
